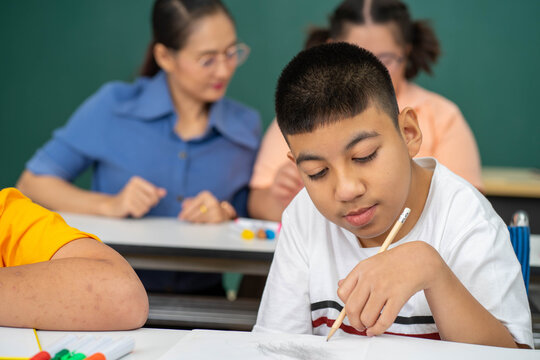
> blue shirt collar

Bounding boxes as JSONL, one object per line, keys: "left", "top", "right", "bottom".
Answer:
{"left": 116, "top": 70, "right": 174, "bottom": 120}
{"left": 116, "top": 70, "right": 258, "bottom": 150}
{"left": 207, "top": 100, "right": 259, "bottom": 150}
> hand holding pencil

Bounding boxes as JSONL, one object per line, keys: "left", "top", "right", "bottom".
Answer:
{"left": 327, "top": 208, "right": 411, "bottom": 341}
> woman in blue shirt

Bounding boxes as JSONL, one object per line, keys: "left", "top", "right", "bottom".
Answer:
{"left": 17, "top": 0, "right": 260, "bottom": 224}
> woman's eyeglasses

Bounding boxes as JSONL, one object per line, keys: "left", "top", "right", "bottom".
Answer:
{"left": 376, "top": 52, "right": 404, "bottom": 70}
{"left": 197, "top": 43, "right": 250, "bottom": 71}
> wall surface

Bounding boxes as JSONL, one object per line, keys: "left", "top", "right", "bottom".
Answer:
{"left": 1, "top": 0, "right": 538, "bottom": 189}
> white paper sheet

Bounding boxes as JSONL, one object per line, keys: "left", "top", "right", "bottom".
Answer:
{"left": 158, "top": 330, "right": 539, "bottom": 360}
{"left": 0, "top": 327, "right": 40, "bottom": 357}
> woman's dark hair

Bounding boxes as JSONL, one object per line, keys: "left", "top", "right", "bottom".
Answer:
{"left": 140, "top": 0, "right": 233, "bottom": 77}
{"left": 304, "top": 0, "right": 440, "bottom": 79}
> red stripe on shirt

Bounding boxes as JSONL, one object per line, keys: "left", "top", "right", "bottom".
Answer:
{"left": 312, "top": 316, "right": 441, "bottom": 340}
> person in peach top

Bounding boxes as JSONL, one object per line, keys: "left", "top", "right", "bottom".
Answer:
{"left": 248, "top": 0, "right": 482, "bottom": 221}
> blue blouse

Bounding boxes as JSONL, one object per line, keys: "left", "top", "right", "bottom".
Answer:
{"left": 26, "top": 71, "right": 261, "bottom": 217}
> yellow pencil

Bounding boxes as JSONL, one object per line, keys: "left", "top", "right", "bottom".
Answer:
{"left": 326, "top": 207, "right": 411, "bottom": 341}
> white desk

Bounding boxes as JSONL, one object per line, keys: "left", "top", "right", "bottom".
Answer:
{"left": 61, "top": 212, "right": 540, "bottom": 271}
{"left": 24, "top": 328, "right": 540, "bottom": 359}
{"left": 60, "top": 213, "right": 276, "bottom": 275}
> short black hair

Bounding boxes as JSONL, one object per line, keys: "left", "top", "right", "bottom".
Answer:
{"left": 275, "top": 42, "right": 399, "bottom": 136}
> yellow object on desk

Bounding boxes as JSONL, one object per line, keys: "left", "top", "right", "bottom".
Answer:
{"left": 482, "top": 167, "right": 540, "bottom": 198}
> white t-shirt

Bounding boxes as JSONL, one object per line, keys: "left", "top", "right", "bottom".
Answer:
{"left": 253, "top": 158, "right": 533, "bottom": 347}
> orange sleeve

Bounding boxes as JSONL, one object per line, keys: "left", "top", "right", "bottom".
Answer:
{"left": 249, "top": 119, "right": 291, "bottom": 189}
{"left": 425, "top": 103, "right": 483, "bottom": 190}
{"left": 403, "top": 83, "right": 483, "bottom": 190}
{"left": 0, "top": 188, "right": 100, "bottom": 267}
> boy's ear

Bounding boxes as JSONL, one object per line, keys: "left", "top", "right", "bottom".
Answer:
{"left": 397, "top": 107, "right": 422, "bottom": 158}
{"left": 153, "top": 43, "right": 175, "bottom": 73}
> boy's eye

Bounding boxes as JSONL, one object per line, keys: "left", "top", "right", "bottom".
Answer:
{"left": 353, "top": 149, "right": 378, "bottom": 163}
{"left": 307, "top": 168, "right": 328, "bottom": 180}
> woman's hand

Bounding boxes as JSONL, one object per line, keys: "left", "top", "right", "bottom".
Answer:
{"left": 178, "top": 190, "right": 237, "bottom": 223}
{"left": 100, "top": 176, "right": 167, "bottom": 218}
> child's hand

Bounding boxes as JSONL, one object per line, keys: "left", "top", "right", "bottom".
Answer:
{"left": 337, "top": 241, "right": 444, "bottom": 336}
{"left": 178, "top": 190, "right": 236, "bottom": 223}
{"left": 101, "top": 176, "right": 166, "bottom": 218}
{"left": 270, "top": 161, "right": 303, "bottom": 206}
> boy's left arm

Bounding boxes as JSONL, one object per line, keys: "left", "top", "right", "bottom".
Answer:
{"left": 338, "top": 241, "right": 526, "bottom": 348}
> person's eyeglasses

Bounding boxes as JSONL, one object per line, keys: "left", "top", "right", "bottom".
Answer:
{"left": 376, "top": 52, "right": 404, "bottom": 70}
{"left": 197, "top": 43, "right": 250, "bottom": 71}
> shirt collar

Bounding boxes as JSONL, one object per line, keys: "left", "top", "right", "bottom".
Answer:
{"left": 115, "top": 70, "right": 174, "bottom": 120}
{"left": 207, "top": 99, "right": 259, "bottom": 150}
{"left": 116, "top": 71, "right": 259, "bottom": 150}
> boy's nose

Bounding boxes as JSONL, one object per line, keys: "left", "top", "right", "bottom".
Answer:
{"left": 334, "top": 171, "right": 366, "bottom": 202}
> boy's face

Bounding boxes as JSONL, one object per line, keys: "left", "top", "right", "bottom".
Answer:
{"left": 287, "top": 105, "right": 422, "bottom": 243}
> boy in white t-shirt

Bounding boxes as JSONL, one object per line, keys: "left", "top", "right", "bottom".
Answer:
{"left": 253, "top": 43, "right": 533, "bottom": 348}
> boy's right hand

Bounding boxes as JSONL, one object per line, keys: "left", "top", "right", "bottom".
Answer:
{"left": 337, "top": 241, "right": 444, "bottom": 336}
{"left": 270, "top": 161, "right": 304, "bottom": 206}
{"left": 100, "top": 176, "right": 167, "bottom": 218}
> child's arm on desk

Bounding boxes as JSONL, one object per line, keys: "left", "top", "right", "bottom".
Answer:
{"left": 0, "top": 238, "right": 149, "bottom": 331}
{"left": 338, "top": 241, "right": 522, "bottom": 348}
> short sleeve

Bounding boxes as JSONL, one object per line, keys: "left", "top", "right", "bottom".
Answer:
{"left": 25, "top": 84, "right": 116, "bottom": 181}
{"left": 253, "top": 210, "right": 312, "bottom": 334}
{"left": 431, "top": 106, "right": 483, "bottom": 190}
{"left": 444, "top": 218, "right": 533, "bottom": 347}
{"left": 249, "top": 119, "right": 290, "bottom": 189}
{"left": 0, "top": 188, "right": 100, "bottom": 267}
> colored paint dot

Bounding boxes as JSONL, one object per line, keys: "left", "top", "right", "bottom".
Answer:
{"left": 265, "top": 229, "right": 275, "bottom": 240}
{"left": 257, "top": 228, "right": 267, "bottom": 239}
{"left": 241, "top": 229, "right": 255, "bottom": 240}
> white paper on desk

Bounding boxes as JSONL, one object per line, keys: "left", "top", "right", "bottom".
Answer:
{"left": 158, "top": 330, "right": 371, "bottom": 360}
{"left": 0, "top": 327, "right": 40, "bottom": 357}
{"left": 158, "top": 329, "right": 540, "bottom": 360}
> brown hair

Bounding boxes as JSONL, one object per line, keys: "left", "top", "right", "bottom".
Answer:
{"left": 140, "top": 0, "right": 233, "bottom": 77}
{"left": 305, "top": 0, "right": 440, "bottom": 79}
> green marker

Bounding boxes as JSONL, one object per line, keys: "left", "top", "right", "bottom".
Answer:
{"left": 51, "top": 349, "right": 70, "bottom": 360}
{"left": 57, "top": 335, "right": 94, "bottom": 360}
{"left": 67, "top": 354, "right": 86, "bottom": 360}
{"left": 62, "top": 337, "right": 113, "bottom": 360}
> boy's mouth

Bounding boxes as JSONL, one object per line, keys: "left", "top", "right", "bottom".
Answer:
{"left": 343, "top": 205, "right": 377, "bottom": 227}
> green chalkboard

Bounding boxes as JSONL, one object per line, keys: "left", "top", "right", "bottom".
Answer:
{"left": 1, "top": 0, "right": 538, "bottom": 189}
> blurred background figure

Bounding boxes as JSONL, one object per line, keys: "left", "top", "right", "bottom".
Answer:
{"left": 248, "top": 0, "right": 482, "bottom": 221}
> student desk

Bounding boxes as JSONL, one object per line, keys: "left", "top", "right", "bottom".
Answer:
{"left": 60, "top": 213, "right": 276, "bottom": 276}
{"left": 482, "top": 166, "right": 540, "bottom": 234}
{"left": 10, "top": 328, "right": 539, "bottom": 359}
{"left": 60, "top": 213, "right": 276, "bottom": 331}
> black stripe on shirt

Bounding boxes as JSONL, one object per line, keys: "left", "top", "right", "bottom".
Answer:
{"left": 310, "top": 300, "right": 435, "bottom": 325}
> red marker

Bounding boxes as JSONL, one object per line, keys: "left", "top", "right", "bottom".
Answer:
{"left": 85, "top": 337, "right": 135, "bottom": 360}
{"left": 30, "top": 334, "right": 77, "bottom": 360}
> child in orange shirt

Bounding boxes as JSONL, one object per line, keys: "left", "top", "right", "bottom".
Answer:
{"left": 249, "top": 0, "right": 482, "bottom": 221}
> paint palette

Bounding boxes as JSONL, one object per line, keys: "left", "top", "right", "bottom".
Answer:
{"left": 233, "top": 218, "right": 281, "bottom": 241}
